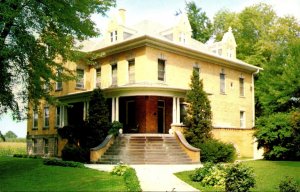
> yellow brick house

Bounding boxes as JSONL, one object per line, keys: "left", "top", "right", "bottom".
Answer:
{"left": 27, "top": 9, "right": 261, "bottom": 159}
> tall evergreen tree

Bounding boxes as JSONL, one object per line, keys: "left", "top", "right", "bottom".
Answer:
{"left": 184, "top": 70, "right": 213, "bottom": 145}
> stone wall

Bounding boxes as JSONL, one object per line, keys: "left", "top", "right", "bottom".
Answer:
{"left": 27, "top": 134, "right": 58, "bottom": 156}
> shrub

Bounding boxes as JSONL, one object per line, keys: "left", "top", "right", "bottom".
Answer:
{"left": 225, "top": 163, "right": 255, "bottom": 192}
{"left": 279, "top": 176, "right": 299, "bottom": 192}
{"left": 111, "top": 164, "right": 130, "bottom": 176}
{"left": 198, "top": 139, "right": 236, "bottom": 163}
{"left": 109, "top": 121, "right": 123, "bottom": 136}
{"left": 61, "top": 144, "right": 89, "bottom": 163}
{"left": 43, "top": 158, "right": 84, "bottom": 168}
{"left": 13, "top": 154, "right": 40, "bottom": 159}
{"left": 191, "top": 163, "right": 226, "bottom": 188}
{"left": 123, "top": 167, "right": 141, "bottom": 191}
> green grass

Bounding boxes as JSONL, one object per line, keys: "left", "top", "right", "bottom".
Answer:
{"left": 175, "top": 160, "right": 300, "bottom": 192}
{"left": 0, "top": 156, "right": 129, "bottom": 191}
{"left": 0, "top": 141, "right": 26, "bottom": 156}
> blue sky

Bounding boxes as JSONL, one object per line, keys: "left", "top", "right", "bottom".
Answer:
{"left": 1, "top": 0, "right": 299, "bottom": 138}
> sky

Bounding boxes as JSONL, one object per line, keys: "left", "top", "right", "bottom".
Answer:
{"left": 0, "top": 0, "right": 299, "bottom": 138}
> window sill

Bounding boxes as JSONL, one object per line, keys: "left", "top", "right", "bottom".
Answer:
{"left": 42, "top": 127, "right": 49, "bottom": 130}
{"left": 240, "top": 96, "right": 246, "bottom": 98}
{"left": 55, "top": 88, "right": 63, "bottom": 92}
{"left": 220, "top": 92, "right": 226, "bottom": 95}
{"left": 75, "top": 87, "right": 86, "bottom": 91}
{"left": 32, "top": 128, "right": 38, "bottom": 130}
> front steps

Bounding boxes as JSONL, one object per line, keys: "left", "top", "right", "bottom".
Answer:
{"left": 97, "top": 134, "right": 194, "bottom": 164}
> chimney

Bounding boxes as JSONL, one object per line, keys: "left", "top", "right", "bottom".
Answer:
{"left": 118, "top": 9, "right": 126, "bottom": 25}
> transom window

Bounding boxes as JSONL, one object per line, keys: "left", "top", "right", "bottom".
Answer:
{"left": 76, "top": 69, "right": 84, "bottom": 88}
{"left": 158, "top": 59, "right": 165, "bottom": 81}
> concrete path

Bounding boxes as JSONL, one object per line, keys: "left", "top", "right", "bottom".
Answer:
{"left": 85, "top": 164, "right": 202, "bottom": 192}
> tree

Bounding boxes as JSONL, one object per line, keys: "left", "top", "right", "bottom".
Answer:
{"left": 185, "top": 1, "right": 213, "bottom": 43}
{"left": 0, "top": 0, "right": 115, "bottom": 119}
{"left": 184, "top": 69, "right": 213, "bottom": 145}
{"left": 4, "top": 130, "right": 17, "bottom": 139}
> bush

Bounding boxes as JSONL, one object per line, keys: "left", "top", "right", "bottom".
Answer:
{"left": 109, "top": 121, "right": 123, "bottom": 136}
{"left": 123, "top": 167, "right": 142, "bottom": 191}
{"left": 198, "top": 139, "right": 236, "bottom": 163}
{"left": 191, "top": 163, "right": 226, "bottom": 188}
{"left": 13, "top": 154, "right": 40, "bottom": 159}
{"left": 111, "top": 164, "right": 131, "bottom": 176}
{"left": 43, "top": 158, "right": 84, "bottom": 168}
{"left": 279, "top": 176, "right": 299, "bottom": 192}
{"left": 61, "top": 144, "right": 89, "bottom": 163}
{"left": 225, "top": 163, "right": 255, "bottom": 192}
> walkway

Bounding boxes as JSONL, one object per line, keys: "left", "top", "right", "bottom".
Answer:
{"left": 85, "top": 164, "right": 202, "bottom": 192}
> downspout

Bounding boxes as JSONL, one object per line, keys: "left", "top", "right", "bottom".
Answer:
{"left": 252, "top": 69, "right": 260, "bottom": 128}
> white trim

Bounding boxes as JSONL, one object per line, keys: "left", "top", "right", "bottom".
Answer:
{"left": 172, "top": 97, "right": 177, "bottom": 124}
{"left": 116, "top": 97, "right": 119, "bottom": 121}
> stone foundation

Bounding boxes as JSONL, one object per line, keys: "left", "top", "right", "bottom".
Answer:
{"left": 27, "top": 134, "right": 58, "bottom": 156}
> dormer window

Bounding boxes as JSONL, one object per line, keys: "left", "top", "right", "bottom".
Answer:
{"left": 110, "top": 30, "right": 118, "bottom": 42}
{"left": 179, "top": 32, "right": 186, "bottom": 43}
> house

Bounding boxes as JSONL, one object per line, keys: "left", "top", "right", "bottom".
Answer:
{"left": 26, "top": 9, "right": 261, "bottom": 159}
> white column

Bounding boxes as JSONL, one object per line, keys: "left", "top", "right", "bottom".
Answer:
{"left": 116, "top": 97, "right": 119, "bottom": 121}
{"left": 172, "top": 97, "right": 177, "bottom": 124}
{"left": 83, "top": 102, "right": 87, "bottom": 121}
{"left": 111, "top": 97, "right": 115, "bottom": 122}
{"left": 176, "top": 97, "right": 180, "bottom": 124}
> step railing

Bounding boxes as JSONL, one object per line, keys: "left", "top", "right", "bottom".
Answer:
{"left": 174, "top": 131, "right": 200, "bottom": 163}
{"left": 90, "top": 134, "right": 115, "bottom": 163}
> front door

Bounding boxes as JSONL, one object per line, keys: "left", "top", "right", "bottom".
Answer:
{"left": 157, "top": 100, "right": 165, "bottom": 133}
{"left": 126, "top": 100, "right": 137, "bottom": 133}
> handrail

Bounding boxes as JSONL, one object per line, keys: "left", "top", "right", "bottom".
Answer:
{"left": 91, "top": 134, "right": 114, "bottom": 151}
{"left": 175, "top": 131, "right": 200, "bottom": 152}
{"left": 90, "top": 134, "right": 115, "bottom": 163}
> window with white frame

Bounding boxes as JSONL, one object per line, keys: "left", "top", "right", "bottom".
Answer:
{"left": 110, "top": 30, "right": 118, "bottom": 42}
{"left": 179, "top": 32, "right": 186, "bottom": 43}
{"left": 240, "top": 111, "right": 246, "bottom": 128}
{"left": 56, "top": 68, "right": 62, "bottom": 90}
{"left": 44, "top": 106, "right": 49, "bottom": 128}
{"left": 158, "top": 59, "right": 165, "bottom": 81}
{"left": 220, "top": 70, "right": 226, "bottom": 94}
{"left": 96, "top": 68, "right": 101, "bottom": 87}
{"left": 128, "top": 59, "right": 135, "bottom": 83}
{"left": 239, "top": 77, "right": 245, "bottom": 97}
{"left": 56, "top": 107, "right": 61, "bottom": 127}
{"left": 76, "top": 69, "right": 84, "bottom": 88}
{"left": 33, "top": 109, "right": 38, "bottom": 129}
{"left": 111, "top": 64, "right": 117, "bottom": 86}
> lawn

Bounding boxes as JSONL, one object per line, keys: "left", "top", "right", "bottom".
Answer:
{"left": 0, "top": 141, "right": 26, "bottom": 156}
{"left": 175, "top": 160, "right": 300, "bottom": 192}
{"left": 0, "top": 156, "right": 131, "bottom": 191}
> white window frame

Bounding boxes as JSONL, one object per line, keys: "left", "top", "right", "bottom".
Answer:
{"left": 239, "top": 77, "right": 245, "bottom": 97}
{"left": 158, "top": 59, "right": 166, "bottom": 81}
{"left": 110, "top": 30, "right": 118, "bottom": 42}
{"left": 43, "top": 106, "right": 50, "bottom": 128}
{"left": 128, "top": 59, "right": 135, "bottom": 84}
{"left": 76, "top": 69, "right": 84, "bottom": 89}
{"left": 240, "top": 111, "right": 246, "bottom": 128}
{"left": 33, "top": 109, "right": 38, "bottom": 129}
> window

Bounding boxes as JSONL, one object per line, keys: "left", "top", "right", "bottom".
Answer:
{"left": 76, "top": 69, "right": 84, "bottom": 88}
{"left": 56, "top": 107, "right": 60, "bottom": 127}
{"left": 110, "top": 30, "right": 117, "bottom": 42}
{"left": 220, "top": 71, "right": 226, "bottom": 94}
{"left": 111, "top": 64, "right": 117, "bottom": 86}
{"left": 56, "top": 68, "right": 62, "bottom": 90}
{"left": 239, "top": 77, "right": 245, "bottom": 97}
{"left": 44, "top": 139, "right": 49, "bottom": 154}
{"left": 96, "top": 68, "right": 101, "bottom": 87}
{"left": 240, "top": 111, "right": 246, "bottom": 128}
{"left": 33, "top": 139, "right": 37, "bottom": 153}
{"left": 33, "top": 109, "right": 38, "bottom": 129}
{"left": 44, "top": 106, "right": 49, "bottom": 128}
{"left": 158, "top": 59, "right": 165, "bottom": 81}
{"left": 128, "top": 59, "right": 135, "bottom": 83}
{"left": 179, "top": 32, "right": 186, "bottom": 43}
